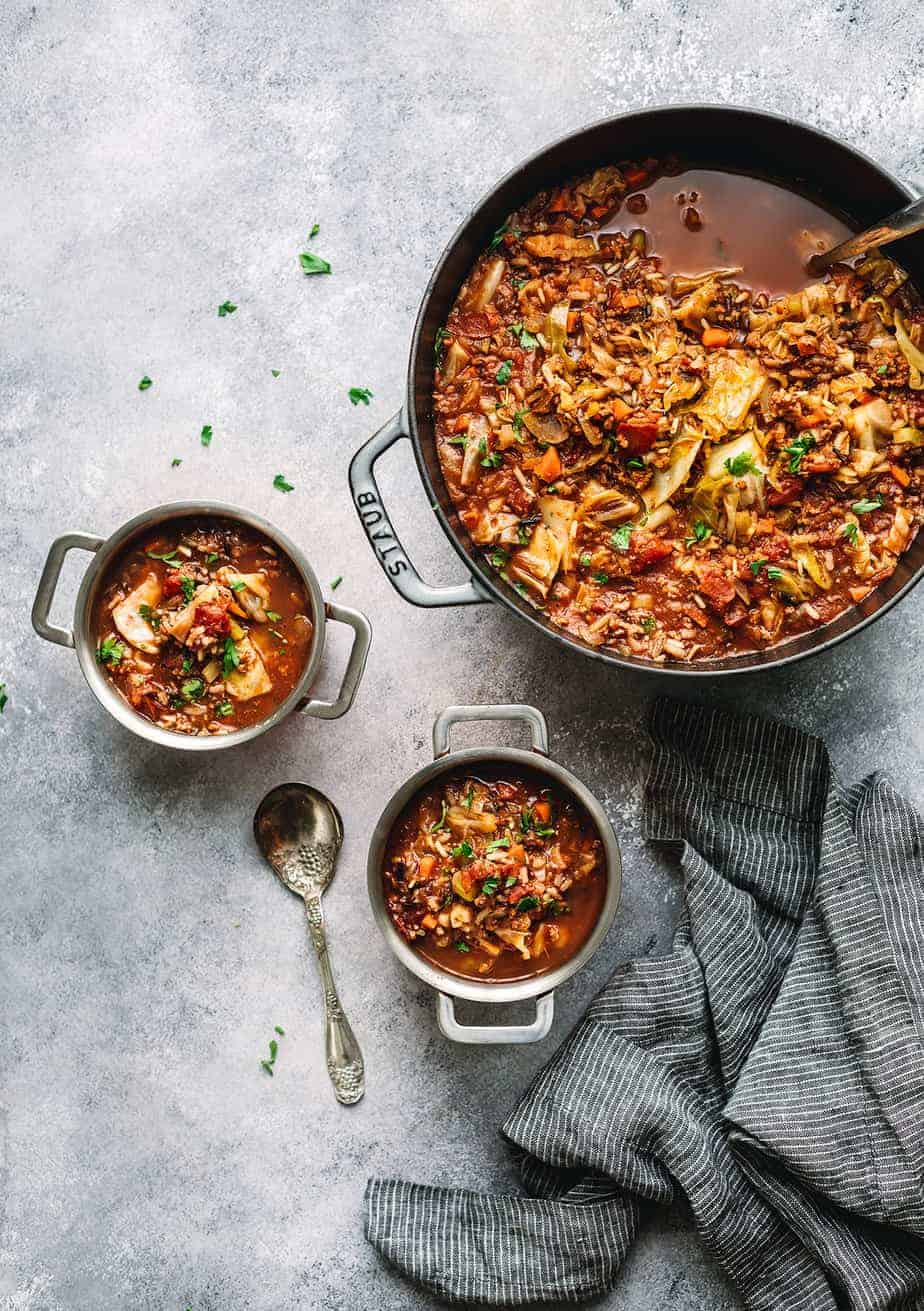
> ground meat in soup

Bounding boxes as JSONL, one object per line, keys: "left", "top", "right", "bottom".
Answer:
{"left": 432, "top": 160, "right": 923, "bottom": 663}
{"left": 383, "top": 767, "right": 607, "bottom": 981}
{"left": 92, "top": 517, "right": 313, "bottom": 735}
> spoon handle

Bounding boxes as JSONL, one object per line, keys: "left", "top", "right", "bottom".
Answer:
{"left": 812, "top": 194, "right": 924, "bottom": 270}
{"left": 303, "top": 893, "right": 365, "bottom": 1105}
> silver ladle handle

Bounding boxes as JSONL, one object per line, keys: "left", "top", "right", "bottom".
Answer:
{"left": 303, "top": 893, "right": 365, "bottom": 1105}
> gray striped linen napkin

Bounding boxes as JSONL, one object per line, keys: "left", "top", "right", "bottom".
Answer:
{"left": 365, "top": 698, "right": 924, "bottom": 1308}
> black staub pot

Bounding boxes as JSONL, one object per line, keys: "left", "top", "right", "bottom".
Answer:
{"left": 349, "top": 105, "right": 924, "bottom": 676}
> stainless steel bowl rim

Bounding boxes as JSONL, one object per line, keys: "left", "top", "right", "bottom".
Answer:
{"left": 367, "top": 742, "right": 623, "bottom": 1004}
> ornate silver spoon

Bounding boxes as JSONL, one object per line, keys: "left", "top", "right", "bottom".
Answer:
{"left": 254, "top": 783, "right": 364, "bottom": 1105}
{"left": 809, "top": 193, "right": 924, "bottom": 273}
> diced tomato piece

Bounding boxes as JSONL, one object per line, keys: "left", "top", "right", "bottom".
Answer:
{"left": 618, "top": 413, "right": 661, "bottom": 454}
{"left": 629, "top": 532, "right": 673, "bottom": 573}
{"left": 767, "top": 475, "right": 804, "bottom": 507}
{"left": 455, "top": 311, "right": 498, "bottom": 339}
{"left": 696, "top": 565, "right": 737, "bottom": 613}
{"left": 195, "top": 603, "right": 230, "bottom": 636}
{"left": 163, "top": 571, "right": 186, "bottom": 598}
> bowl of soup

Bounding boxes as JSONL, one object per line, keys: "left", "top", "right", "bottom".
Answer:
{"left": 367, "top": 704, "right": 621, "bottom": 1043}
{"left": 32, "top": 502, "right": 372, "bottom": 749}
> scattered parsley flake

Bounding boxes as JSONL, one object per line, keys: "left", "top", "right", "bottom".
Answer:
{"left": 627, "top": 457, "right": 645, "bottom": 470}
{"left": 180, "top": 677, "right": 204, "bottom": 701}
{"left": 0, "top": 683, "right": 8, "bottom": 713}
{"left": 489, "top": 224, "right": 509, "bottom": 250}
{"left": 273, "top": 474, "right": 294, "bottom": 492}
{"left": 782, "top": 433, "right": 815, "bottom": 473}
{"left": 206, "top": 552, "right": 219, "bottom": 565}
{"left": 180, "top": 576, "right": 196, "bottom": 603}
{"left": 138, "top": 603, "right": 161, "bottom": 630}
{"left": 275, "top": 1025, "right": 285, "bottom": 1035}
{"left": 580, "top": 552, "right": 592, "bottom": 566}
{"left": 641, "top": 616, "right": 657, "bottom": 633}
{"left": 137, "top": 375, "right": 152, "bottom": 391}
{"left": 487, "top": 838, "right": 511, "bottom": 851}
{"left": 330, "top": 575, "right": 343, "bottom": 591}
{"left": 685, "top": 520, "right": 712, "bottom": 547}
{"left": 454, "top": 941, "right": 471, "bottom": 953}
{"left": 217, "top": 301, "right": 237, "bottom": 317}
{"left": 488, "top": 550, "right": 508, "bottom": 569}
{"left": 750, "top": 558, "right": 769, "bottom": 575}
{"left": 348, "top": 387, "right": 374, "bottom": 406}
{"left": 766, "top": 566, "right": 784, "bottom": 581}
{"left": 481, "top": 876, "right": 500, "bottom": 896}
{"left": 516, "top": 895, "right": 540, "bottom": 912}
{"left": 495, "top": 360, "right": 512, "bottom": 384}
{"left": 222, "top": 637, "right": 240, "bottom": 679}
{"left": 265, "top": 609, "right": 281, "bottom": 621}
{"left": 146, "top": 548, "right": 177, "bottom": 561}
{"left": 452, "top": 841, "right": 474, "bottom": 862}
{"left": 171, "top": 457, "right": 182, "bottom": 468}
{"left": 299, "top": 251, "right": 331, "bottom": 275}
{"left": 509, "top": 322, "right": 539, "bottom": 350}
{"left": 271, "top": 368, "right": 281, "bottom": 377}
{"left": 216, "top": 701, "right": 234, "bottom": 717}
{"left": 200, "top": 424, "right": 213, "bottom": 447}
{"left": 229, "top": 579, "right": 247, "bottom": 592}
{"left": 593, "top": 571, "right": 609, "bottom": 584}
{"left": 725, "top": 451, "right": 760, "bottom": 477}
{"left": 610, "top": 524, "right": 632, "bottom": 552}
{"left": 95, "top": 637, "right": 124, "bottom": 666}
{"left": 430, "top": 800, "right": 448, "bottom": 832}
{"left": 842, "top": 522, "right": 860, "bottom": 546}
{"left": 309, "top": 223, "right": 320, "bottom": 239}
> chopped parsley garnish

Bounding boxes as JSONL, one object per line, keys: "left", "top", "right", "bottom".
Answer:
{"left": 509, "top": 322, "right": 539, "bottom": 350}
{"left": 766, "top": 566, "right": 784, "bottom": 581}
{"left": 146, "top": 548, "right": 177, "bottom": 561}
{"left": 488, "top": 550, "right": 508, "bottom": 569}
{"left": 0, "top": 683, "right": 6, "bottom": 713}
{"left": 309, "top": 222, "right": 320, "bottom": 239}
{"left": 299, "top": 251, "right": 331, "bottom": 275}
{"left": 505, "top": 875, "right": 518, "bottom": 888}
{"left": 206, "top": 552, "right": 219, "bottom": 565}
{"left": 477, "top": 436, "right": 502, "bottom": 469}
{"left": 430, "top": 800, "right": 448, "bottom": 832}
{"left": 877, "top": 364, "right": 888, "bottom": 375}
{"left": 171, "top": 458, "right": 182, "bottom": 468}
{"left": 330, "top": 576, "right": 343, "bottom": 590}
{"left": 782, "top": 433, "right": 815, "bottom": 473}
{"left": 137, "top": 375, "right": 152, "bottom": 391}
{"left": 627, "top": 457, "right": 645, "bottom": 470}
{"left": 260, "top": 1032, "right": 282, "bottom": 1077}
{"left": 580, "top": 552, "right": 592, "bottom": 566}
{"left": 512, "top": 407, "right": 528, "bottom": 435}
{"left": 520, "top": 808, "right": 533, "bottom": 833}
{"left": 271, "top": 368, "right": 281, "bottom": 377}
{"left": 95, "top": 637, "right": 124, "bottom": 666}
{"left": 447, "top": 434, "right": 467, "bottom": 447}
{"left": 275, "top": 1025, "right": 285, "bottom": 1035}
{"left": 200, "top": 424, "right": 213, "bottom": 447}
{"left": 273, "top": 474, "right": 294, "bottom": 492}
{"left": 851, "top": 495, "right": 883, "bottom": 514}
{"left": 348, "top": 387, "right": 374, "bottom": 406}
{"left": 229, "top": 579, "right": 247, "bottom": 592}
{"left": 454, "top": 941, "right": 471, "bottom": 953}
{"left": 264, "top": 610, "right": 281, "bottom": 622}
{"left": 434, "top": 325, "right": 449, "bottom": 364}
{"left": 842, "top": 522, "right": 860, "bottom": 546}
{"left": 610, "top": 524, "right": 632, "bottom": 551}
{"left": 725, "top": 451, "right": 760, "bottom": 477}
{"left": 180, "top": 576, "right": 196, "bottom": 603}
{"left": 180, "top": 677, "right": 204, "bottom": 701}
{"left": 495, "top": 360, "right": 513, "bottom": 384}
{"left": 516, "top": 896, "right": 540, "bottom": 912}
{"left": 488, "top": 224, "right": 509, "bottom": 250}
{"left": 216, "top": 701, "right": 234, "bottom": 717}
{"left": 517, "top": 523, "right": 531, "bottom": 545}
{"left": 750, "top": 558, "right": 769, "bottom": 575}
{"left": 217, "top": 301, "right": 237, "bottom": 316}
{"left": 685, "top": 520, "right": 712, "bottom": 547}
{"left": 139, "top": 603, "right": 161, "bottom": 629}
{"left": 641, "top": 616, "right": 657, "bottom": 633}
{"left": 486, "top": 838, "right": 511, "bottom": 852}
{"left": 464, "top": 787, "right": 474, "bottom": 809}
{"left": 181, "top": 655, "right": 193, "bottom": 673}
{"left": 592, "top": 571, "right": 609, "bottom": 584}
{"left": 481, "top": 876, "right": 500, "bottom": 896}
{"left": 452, "top": 842, "right": 474, "bottom": 863}
{"left": 222, "top": 637, "right": 240, "bottom": 678}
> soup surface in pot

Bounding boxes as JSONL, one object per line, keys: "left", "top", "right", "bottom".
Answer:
{"left": 433, "top": 160, "right": 923, "bottom": 663}
{"left": 382, "top": 765, "right": 607, "bottom": 981}
{"left": 91, "top": 516, "right": 313, "bottom": 735}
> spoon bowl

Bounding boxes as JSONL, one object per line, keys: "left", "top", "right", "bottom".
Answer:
{"left": 254, "top": 782, "right": 365, "bottom": 1105}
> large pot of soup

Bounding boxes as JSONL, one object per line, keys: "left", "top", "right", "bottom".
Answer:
{"left": 32, "top": 501, "right": 372, "bottom": 750}
{"left": 367, "top": 704, "right": 622, "bottom": 1044}
{"left": 349, "top": 106, "right": 924, "bottom": 675}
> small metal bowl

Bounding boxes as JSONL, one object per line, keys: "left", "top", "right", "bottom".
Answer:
{"left": 31, "top": 500, "right": 372, "bottom": 751}
{"left": 367, "top": 704, "right": 622, "bottom": 1044}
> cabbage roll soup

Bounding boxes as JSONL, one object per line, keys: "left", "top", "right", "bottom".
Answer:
{"left": 433, "top": 160, "right": 923, "bottom": 662}
{"left": 92, "top": 517, "right": 313, "bottom": 735}
{"left": 383, "top": 767, "right": 607, "bottom": 981}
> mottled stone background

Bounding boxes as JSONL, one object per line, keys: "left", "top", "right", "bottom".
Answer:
{"left": 1, "top": 2, "right": 922, "bottom": 1308}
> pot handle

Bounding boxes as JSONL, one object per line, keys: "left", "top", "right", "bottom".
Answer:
{"left": 32, "top": 532, "right": 104, "bottom": 648}
{"left": 300, "top": 602, "right": 372, "bottom": 720}
{"left": 437, "top": 991, "right": 554, "bottom": 1045}
{"left": 432, "top": 703, "right": 549, "bottom": 758}
{"left": 349, "top": 409, "right": 490, "bottom": 608}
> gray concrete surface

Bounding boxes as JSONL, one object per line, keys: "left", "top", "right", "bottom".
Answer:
{"left": 1, "top": 2, "right": 922, "bottom": 1308}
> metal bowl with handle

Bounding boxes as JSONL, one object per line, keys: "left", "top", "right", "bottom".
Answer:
{"left": 367, "top": 704, "right": 622, "bottom": 1044}
{"left": 349, "top": 105, "right": 924, "bottom": 676}
{"left": 32, "top": 501, "right": 372, "bottom": 750}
